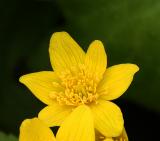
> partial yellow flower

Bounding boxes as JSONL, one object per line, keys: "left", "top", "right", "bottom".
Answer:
{"left": 19, "top": 105, "right": 95, "bottom": 141}
{"left": 19, "top": 32, "right": 139, "bottom": 137}
{"left": 19, "top": 117, "right": 127, "bottom": 141}
{"left": 19, "top": 118, "right": 56, "bottom": 141}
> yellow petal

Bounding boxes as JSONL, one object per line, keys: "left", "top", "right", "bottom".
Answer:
{"left": 56, "top": 105, "right": 95, "bottom": 141}
{"left": 49, "top": 32, "right": 85, "bottom": 72}
{"left": 122, "top": 128, "right": 129, "bottom": 141}
{"left": 90, "top": 100, "right": 124, "bottom": 137}
{"left": 97, "top": 64, "right": 139, "bottom": 100}
{"left": 85, "top": 40, "right": 107, "bottom": 80}
{"left": 38, "top": 103, "right": 73, "bottom": 127}
{"left": 114, "top": 128, "right": 128, "bottom": 141}
{"left": 19, "top": 118, "right": 56, "bottom": 141}
{"left": 19, "top": 71, "right": 62, "bottom": 105}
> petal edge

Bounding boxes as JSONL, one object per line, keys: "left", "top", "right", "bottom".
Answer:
{"left": 49, "top": 32, "right": 85, "bottom": 72}
{"left": 56, "top": 105, "right": 95, "bottom": 141}
{"left": 85, "top": 40, "right": 107, "bottom": 81}
{"left": 91, "top": 100, "right": 124, "bottom": 137}
{"left": 38, "top": 103, "right": 72, "bottom": 127}
{"left": 19, "top": 71, "right": 61, "bottom": 105}
{"left": 98, "top": 64, "right": 139, "bottom": 100}
{"left": 19, "top": 118, "right": 56, "bottom": 141}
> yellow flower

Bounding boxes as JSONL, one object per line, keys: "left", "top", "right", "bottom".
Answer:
{"left": 19, "top": 32, "right": 139, "bottom": 138}
{"left": 19, "top": 105, "right": 95, "bottom": 141}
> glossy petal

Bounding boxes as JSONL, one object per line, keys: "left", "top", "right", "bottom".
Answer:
{"left": 91, "top": 100, "right": 124, "bottom": 137}
{"left": 49, "top": 32, "right": 85, "bottom": 72}
{"left": 19, "top": 118, "right": 56, "bottom": 141}
{"left": 97, "top": 64, "right": 139, "bottom": 100}
{"left": 38, "top": 103, "right": 73, "bottom": 127}
{"left": 56, "top": 105, "right": 95, "bottom": 141}
{"left": 19, "top": 71, "right": 62, "bottom": 105}
{"left": 85, "top": 40, "right": 107, "bottom": 80}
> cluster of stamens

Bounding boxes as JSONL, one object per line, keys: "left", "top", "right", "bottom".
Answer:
{"left": 50, "top": 65, "right": 100, "bottom": 106}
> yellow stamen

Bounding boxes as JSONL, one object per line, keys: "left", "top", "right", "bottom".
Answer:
{"left": 50, "top": 65, "right": 102, "bottom": 106}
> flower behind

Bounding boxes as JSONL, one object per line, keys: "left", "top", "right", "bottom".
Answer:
{"left": 20, "top": 105, "right": 94, "bottom": 141}
{"left": 19, "top": 117, "right": 128, "bottom": 141}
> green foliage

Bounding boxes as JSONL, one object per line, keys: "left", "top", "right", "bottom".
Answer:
{"left": 57, "top": 0, "right": 160, "bottom": 112}
{"left": 0, "top": 132, "right": 18, "bottom": 141}
{"left": 0, "top": 0, "right": 59, "bottom": 134}
{"left": 0, "top": 0, "right": 160, "bottom": 136}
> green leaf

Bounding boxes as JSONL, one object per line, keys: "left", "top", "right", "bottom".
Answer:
{"left": 0, "top": 132, "right": 18, "bottom": 141}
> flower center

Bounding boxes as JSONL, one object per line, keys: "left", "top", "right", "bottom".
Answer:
{"left": 50, "top": 65, "right": 101, "bottom": 106}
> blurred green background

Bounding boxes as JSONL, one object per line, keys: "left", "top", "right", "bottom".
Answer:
{"left": 0, "top": 0, "right": 160, "bottom": 140}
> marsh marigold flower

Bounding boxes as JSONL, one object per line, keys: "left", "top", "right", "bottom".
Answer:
{"left": 19, "top": 32, "right": 139, "bottom": 140}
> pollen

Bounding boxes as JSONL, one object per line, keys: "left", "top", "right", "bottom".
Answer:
{"left": 50, "top": 65, "right": 101, "bottom": 106}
